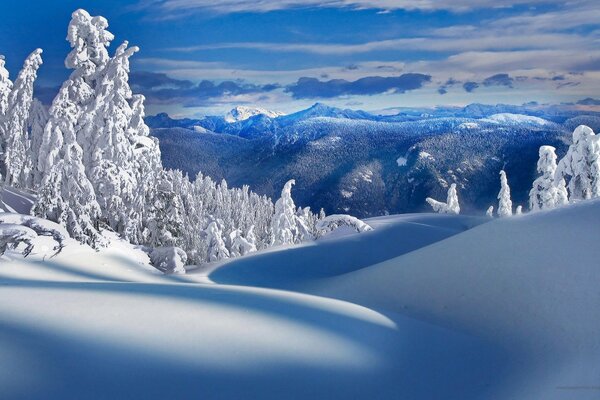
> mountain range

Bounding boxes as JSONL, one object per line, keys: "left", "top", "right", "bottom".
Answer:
{"left": 147, "top": 103, "right": 600, "bottom": 217}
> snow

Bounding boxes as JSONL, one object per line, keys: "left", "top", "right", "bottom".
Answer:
{"left": 396, "top": 156, "right": 407, "bottom": 166}
{"left": 224, "top": 106, "right": 285, "bottom": 123}
{"left": 1, "top": 198, "right": 599, "bottom": 398}
{"left": 483, "top": 113, "right": 552, "bottom": 126}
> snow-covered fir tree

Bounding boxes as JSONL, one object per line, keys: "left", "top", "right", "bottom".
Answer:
{"left": 206, "top": 220, "right": 230, "bottom": 262}
{"left": 529, "top": 145, "right": 568, "bottom": 211}
{"left": 0, "top": 55, "right": 12, "bottom": 120}
{"left": 497, "top": 170, "right": 513, "bottom": 217}
{"left": 486, "top": 205, "right": 494, "bottom": 217}
{"left": 556, "top": 125, "right": 600, "bottom": 201}
{"left": 34, "top": 10, "right": 114, "bottom": 247}
{"left": 426, "top": 183, "right": 460, "bottom": 214}
{"left": 1, "top": 49, "right": 43, "bottom": 188}
{"left": 80, "top": 41, "right": 140, "bottom": 237}
{"left": 272, "top": 179, "right": 301, "bottom": 245}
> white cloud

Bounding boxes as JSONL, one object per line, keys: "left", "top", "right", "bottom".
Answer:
{"left": 138, "top": 0, "right": 560, "bottom": 15}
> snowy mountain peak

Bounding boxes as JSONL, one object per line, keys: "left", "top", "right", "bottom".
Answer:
{"left": 224, "top": 106, "right": 285, "bottom": 123}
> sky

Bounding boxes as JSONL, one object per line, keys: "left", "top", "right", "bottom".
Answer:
{"left": 0, "top": 0, "right": 599, "bottom": 117}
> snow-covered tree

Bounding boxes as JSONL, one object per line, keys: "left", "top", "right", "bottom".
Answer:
{"left": 206, "top": 221, "right": 230, "bottom": 262}
{"left": 486, "top": 205, "right": 494, "bottom": 217}
{"left": 556, "top": 125, "right": 600, "bottom": 201}
{"left": 147, "top": 170, "right": 184, "bottom": 248}
{"left": 497, "top": 170, "right": 513, "bottom": 217}
{"left": 529, "top": 145, "right": 568, "bottom": 211}
{"left": 426, "top": 183, "right": 460, "bottom": 214}
{"left": 272, "top": 179, "right": 300, "bottom": 245}
{"left": 0, "top": 55, "right": 12, "bottom": 119}
{"left": 80, "top": 41, "right": 140, "bottom": 237}
{"left": 229, "top": 228, "right": 257, "bottom": 257}
{"left": 515, "top": 205, "right": 523, "bottom": 215}
{"left": 33, "top": 10, "right": 113, "bottom": 247}
{"left": 1, "top": 49, "right": 43, "bottom": 188}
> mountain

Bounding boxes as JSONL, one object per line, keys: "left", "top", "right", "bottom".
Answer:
{"left": 224, "top": 106, "right": 285, "bottom": 123}
{"left": 148, "top": 103, "right": 599, "bottom": 217}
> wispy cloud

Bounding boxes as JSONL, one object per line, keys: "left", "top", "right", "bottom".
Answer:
{"left": 138, "top": 0, "right": 558, "bottom": 16}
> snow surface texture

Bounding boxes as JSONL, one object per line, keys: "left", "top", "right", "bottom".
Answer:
{"left": 1, "top": 200, "right": 600, "bottom": 398}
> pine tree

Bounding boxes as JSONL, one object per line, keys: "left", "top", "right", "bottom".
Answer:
{"left": 81, "top": 41, "right": 140, "bottom": 237}
{"left": 426, "top": 183, "right": 460, "bottom": 214}
{"left": 556, "top": 125, "right": 600, "bottom": 201}
{"left": 206, "top": 220, "right": 230, "bottom": 262}
{"left": 1, "top": 49, "right": 43, "bottom": 188}
{"left": 497, "top": 170, "right": 512, "bottom": 217}
{"left": 272, "top": 179, "right": 299, "bottom": 245}
{"left": 33, "top": 10, "right": 113, "bottom": 247}
{"left": 529, "top": 145, "right": 567, "bottom": 211}
{"left": 0, "top": 55, "right": 12, "bottom": 119}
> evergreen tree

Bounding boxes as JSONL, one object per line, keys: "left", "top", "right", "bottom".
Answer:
{"left": 529, "top": 146, "right": 567, "bottom": 211}
{"left": 426, "top": 183, "right": 460, "bottom": 214}
{"left": 272, "top": 179, "right": 299, "bottom": 245}
{"left": 1, "top": 49, "right": 43, "bottom": 188}
{"left": 556, "top": 125, "right": 600, "bottom": 200}
{"left": 497, "top": 170, "right": 513, "bottom": 217}
{"left": 0, "top": 55, "right": 13, "bottom": 119}
{"left": 33, "top": 9, "right": 113, "bottom": 247}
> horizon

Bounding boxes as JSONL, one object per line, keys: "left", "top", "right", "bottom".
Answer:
{"left": 1, "top": 1, "right": 599, "bottom": 117}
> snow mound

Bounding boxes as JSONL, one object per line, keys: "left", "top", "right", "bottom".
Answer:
{"left": 313, "top": 199, "right": 600, "bottom": 399}
{"left": 224, "top": 106, "right": 285, "bottom": 123}
{"left": 483, "top": 113, "right": 552, "bottom": 126}
{"left": 209, "top": 213, "right": 486, "bottom": 289}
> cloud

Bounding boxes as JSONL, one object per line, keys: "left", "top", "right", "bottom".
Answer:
{"left": 285, "top": 73, "right": 431, "bottom": 99}
{"left": 130, "top": 71, "right": 281, "bottom": 107}
{"left": 482, "top": 73, "right": 514, "bottom": 88}
{"left": 167, "top": 33, "right": 589, "bottom": 56}
{"left": 463, "top": 81, "right": 479, "bottom": 92}
{"left": 138, "top": 0, "right": 557, "bottom": 16}
{"left": 130, "top": 71, "right": 193, "bottom": 90}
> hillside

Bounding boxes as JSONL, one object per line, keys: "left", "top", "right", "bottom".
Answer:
{"left": 150, "top": 104, "right": 577, "bottom": 217}
{"left": 2, "top": 194, "right": 599, "bottom": 399}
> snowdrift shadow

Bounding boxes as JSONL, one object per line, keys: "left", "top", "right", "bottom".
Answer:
{"left": 0, "top": 275, "right": 514, "bottom": 400}
{"left": 210, "top": 214, "right": 487, "bottom": 290}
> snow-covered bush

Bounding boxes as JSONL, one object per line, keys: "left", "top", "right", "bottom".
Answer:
{"left": 0, "top": 213, "right": 68, "bottom": 256}
{"left": 316, "top": 214, "right": 373, "bottom": 237}
{"left": 426, "top": 183, "right": 460, "bottom": 214}
{"left": 149, "top": 246, "right": 187, "bottom": 274}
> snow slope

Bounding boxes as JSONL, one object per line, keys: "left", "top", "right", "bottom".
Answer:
{"left": 0, "top": 212, "right": 505, "bottom": 400}
{"left": 1, "top": 198, "right": 599, "bottom": 399}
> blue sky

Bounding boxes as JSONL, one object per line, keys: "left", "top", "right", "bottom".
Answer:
{"left": 1, "top": 0, "right": 599, "bottom": 117}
